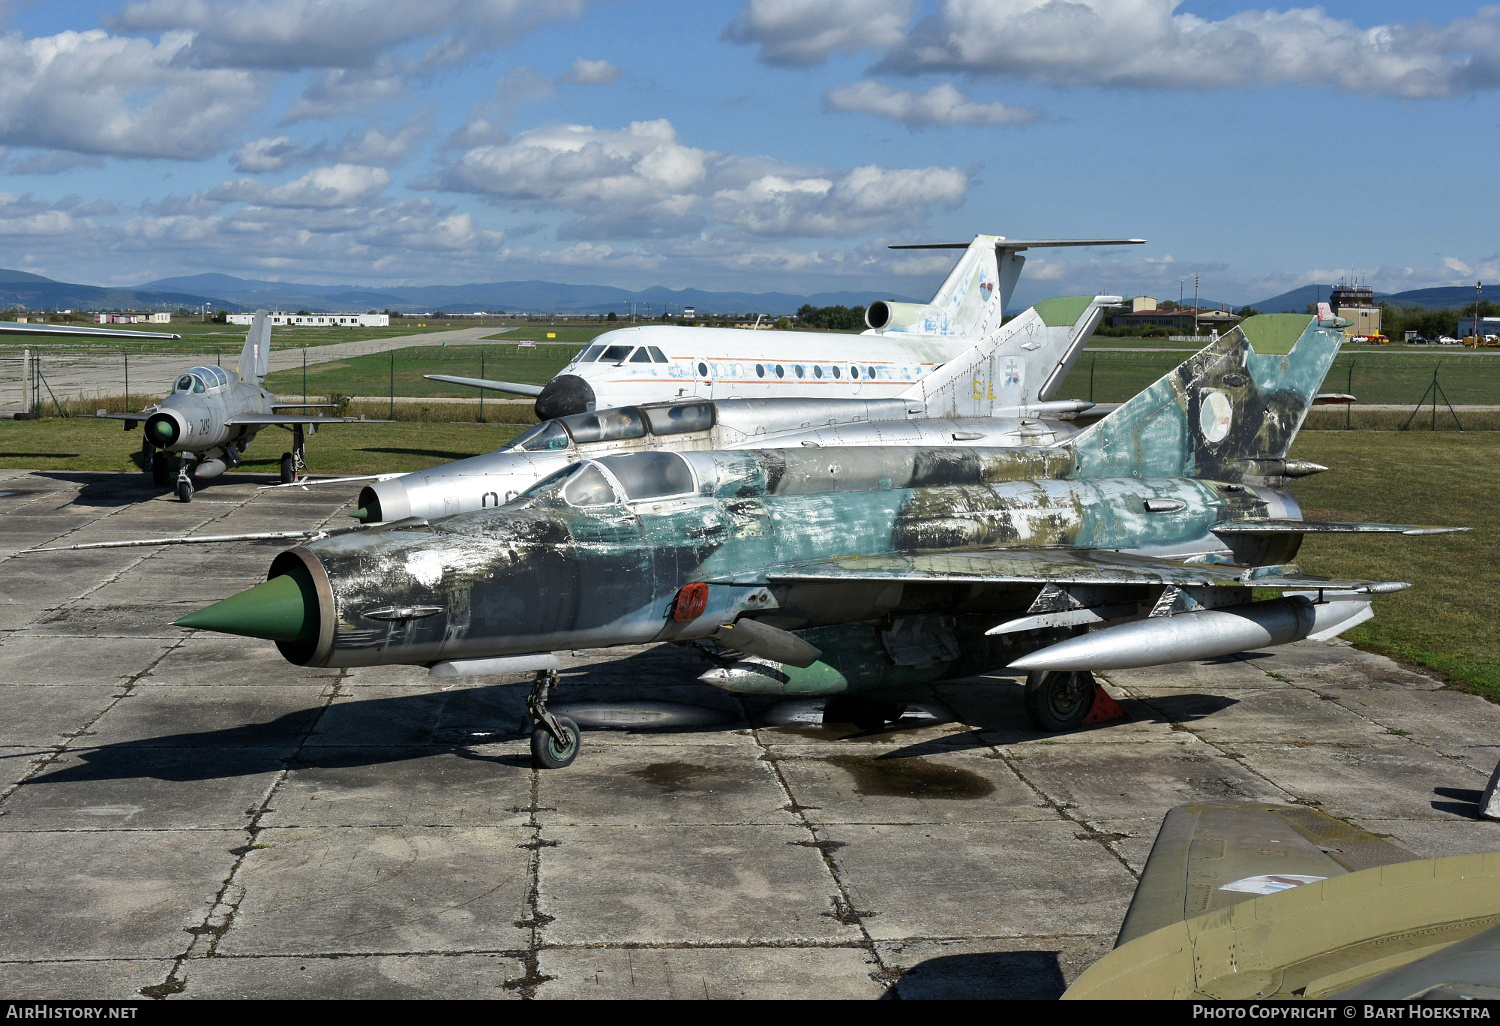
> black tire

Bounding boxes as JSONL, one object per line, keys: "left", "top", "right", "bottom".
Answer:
{"left": 279, "top": 453, "right": 295, "bottom": 484}
{"left": 823, "top": 696, "right": 904, "bottom": 731}
{"left": 151, "top": 454, "right": 171, "bottom": 487}
{"left": 530, "top": 716, "right": 580, "bottom": 769}
{"left": 1023, "top": 670, "right": 1097, "bottom": 732}
{"left": 175, "top": 477, "right": 193, "bottom": 503}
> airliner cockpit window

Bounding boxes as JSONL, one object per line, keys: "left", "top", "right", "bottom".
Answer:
{"left": 600, "top": 344, "right": 633, "bottom": 363}
{"left": 597, "top": 451, "right": 695, "bottom": 501}
{"left": 578, "top": 345, "right": 605, "bottom": 363}
{"left": 643, "top": 402, "right": 714, "bottom": 436}
{"left": 629, "top": 347, "right": 652, "bottom": 363}
{"left": 560, "top": 407, "right": 647, "bottom": 444}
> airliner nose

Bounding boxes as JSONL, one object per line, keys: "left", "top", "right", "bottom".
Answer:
{"left": 534, "top": 375, "right": 595, "bottom": 420}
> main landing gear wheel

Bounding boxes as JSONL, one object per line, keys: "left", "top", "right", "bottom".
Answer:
{"left": 1023, "top": 670, "right": 1097, "bottom": 732}
{"left": 279, "top": 453, "right": 295, "bottom": 484}
{"left": 526, "top": 669, "right": 580, "bottom": 768}
{"left": 823, "top": 696, "right": 905, "bottom": 731}
{"left": 530, "top": 715, "right": 580, "bottom": 769}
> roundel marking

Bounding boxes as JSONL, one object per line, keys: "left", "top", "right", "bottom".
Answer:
{"left": 1199, "top": 390, "right": 1233, "bottom": 443}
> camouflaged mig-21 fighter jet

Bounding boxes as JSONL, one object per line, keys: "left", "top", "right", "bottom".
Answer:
{"left": 177, "top": 306, "right": 1465, "bottom": 768}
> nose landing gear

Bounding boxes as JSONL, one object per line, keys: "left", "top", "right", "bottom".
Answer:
{"left": 175, "top": 464, "right": 194, "bottom": 503}
{"left": 527, "top": 669, "right": 580, "bottom": 769}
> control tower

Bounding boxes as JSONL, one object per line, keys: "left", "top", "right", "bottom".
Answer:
{"left": 1329, "top": 282, "right": 1381, "bottom": 338}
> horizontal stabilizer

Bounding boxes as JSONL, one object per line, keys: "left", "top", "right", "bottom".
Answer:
{"left": 20, "top": 528, "right": 358, "bottom": 553}
{"left": 259, "top": 473, "right": 406, "bottom": 490}
{"left": 1213, "top": 519, "right": 1469, "bottom": 536}
{"left": 424, "top": 374, "right": 545, "bottom": 397}
{"left": 225, "top": 414, "right": 384, "bottom": 426}
{"left": 890, "top": 239, "right": 1146, "bottom": 251}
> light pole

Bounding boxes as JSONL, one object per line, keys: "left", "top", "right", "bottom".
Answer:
{"left": 1193, "top": 274, "right": 1200, "bottom": 338}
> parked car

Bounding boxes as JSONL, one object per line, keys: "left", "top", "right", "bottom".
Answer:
{"left": 1438, "top": 335, "right": 1461, "bottom": 345}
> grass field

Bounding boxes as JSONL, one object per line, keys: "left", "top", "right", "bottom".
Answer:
{"left": 1, "top": 420, "right": 1491, "bottom": 700}
{"left": 263, "top": 343, "right": 585, "bottom": 399}
{"left": 1057, "top": 348, "right": 1500, "bottom": 406}
{"left": 1286, "top": 432, "right": 1498, "bottom": 701}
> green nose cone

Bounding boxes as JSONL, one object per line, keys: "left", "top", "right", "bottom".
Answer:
{"left": 175, "top": 566, "right": 319, "bottom": 645}
{"left": 147, "top": 418, "right": 175, "bottom": 445}
{"left": 349, "top": 506, "right": 371, "bottom": 522}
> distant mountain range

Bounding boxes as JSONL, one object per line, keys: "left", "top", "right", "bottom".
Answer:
{"left": 1249, "top": 284, "right": 1487, "bottom": 313}
{"left": 134, "top": 272, "right": 923, "bottom": 316}
{"left": 0, "top": 268, "right": 239, "bottom": 313}
{"left": 5, "top": 264, "right": 1486, "bottom": 319}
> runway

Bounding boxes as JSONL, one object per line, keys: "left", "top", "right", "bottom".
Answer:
{"left": 0, "top": 469, "right": 1496, "bottom": 999}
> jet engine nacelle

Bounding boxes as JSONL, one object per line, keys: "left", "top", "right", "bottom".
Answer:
{"left": 865, "top": 301, "right": 939, "bottom": 332}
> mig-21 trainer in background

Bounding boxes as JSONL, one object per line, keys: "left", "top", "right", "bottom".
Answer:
{"left": 427, "top": 234, "right": 1144, "bottom": 419}
{"left": 177, "top": 306, "right": 1465, "bottom": 768}
{"left": 92, "top": 311, "right": 377, "bottom": 501}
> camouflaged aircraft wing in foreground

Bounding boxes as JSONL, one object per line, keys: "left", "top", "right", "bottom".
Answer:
{"left": 1063, "top": 801, "right": 1500, "bottom": 1000}
{"left": 176, "top": 307, "right": 1465, "bottom": 768}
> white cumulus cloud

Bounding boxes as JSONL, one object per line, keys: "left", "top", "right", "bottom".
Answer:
{"left": 0, "top": 30, "right": 263, "bottom": 159}
{"left": 427, "top": 118, "right": 969, "bottom": 240}
{"left": 208, "top": 164, "right": 391, "bottom": 208}
{"left": 824, "top": 81, "right": 1039, "bottom": 128}
{"left": 875, "top": 0, "right": 1500, "bottom": 98}
{"left": 723, "top": 0, "right": 916, "bottom": 66}
{"left": 561, "top": 58, "right": 621, "bottom": 84}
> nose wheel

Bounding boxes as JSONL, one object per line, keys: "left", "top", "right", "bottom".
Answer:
{"left": 527, "top": 669, "right": 580, "bottom": 769}
{"left": 175, "top": 463, "right": 194, "bottom": 503}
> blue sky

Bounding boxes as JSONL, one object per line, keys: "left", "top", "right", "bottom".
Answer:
{"left": 0, "top": 0, "right": 1497, "bottom": 306}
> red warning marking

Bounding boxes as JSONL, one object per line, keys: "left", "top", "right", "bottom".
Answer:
{"left": 673, "top": 582, "right": 709, "bottom": 622}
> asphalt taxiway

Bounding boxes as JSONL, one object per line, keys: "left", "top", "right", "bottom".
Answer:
{"left": 0, "top": 469, "right": 1496, "bottom": 999}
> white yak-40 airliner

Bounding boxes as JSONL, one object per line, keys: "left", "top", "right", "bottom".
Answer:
{"left": 428, "top": 234, "right": 1144, "bottom": 419}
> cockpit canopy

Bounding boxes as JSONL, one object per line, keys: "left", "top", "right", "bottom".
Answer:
{"left": 574, "top": 343, "right": 668, "bottom": 366}
{"left": 175, "top": 365, "right": 230, "bottom": 394}
{"left": 524, "top": 450, "right": 698, "bottom": 508}
{"left": 503, "top": 401, "right": 715, "bottom": 453}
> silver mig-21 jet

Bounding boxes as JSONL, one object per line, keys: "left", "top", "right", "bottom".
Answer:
{"left": 428, "top": 234, "right": 1144, "bottom": 418}
{"left": 93, "top": 311, "right": 374, "bottom": 501}
{"left": 340, "top": 293, "right": 1121, "bottom": 523}
{"left": 178, "top": 307, "right": 1464, "bottom": 768}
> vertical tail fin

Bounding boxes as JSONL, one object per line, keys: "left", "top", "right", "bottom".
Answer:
{"left": 236, "top": 310, "right": 271, "bottom": 384}
{"left": 1067, "top": 312, "right": 1345, "bottom": 481}
{"left": 864, "top": 235, "right": 1004, "bottom": 340}
{"left": 899, "top": 295, "right": 1118, "bottom": 416}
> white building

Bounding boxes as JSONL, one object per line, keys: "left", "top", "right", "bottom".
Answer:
{"left": 149, "top": 312, "right": 171, "bottom": 324}
{"left": 226, "top": 312, "right": 390, "bottom": 327}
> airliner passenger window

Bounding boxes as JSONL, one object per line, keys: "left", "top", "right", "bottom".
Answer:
{"left": 510, "top": 421, "right": 571, "bottom": 452}
{"left": 600, "top": 345, "right": 633, "bottom": 363}
{"left": 643, "top": 402, "right": 714, "bottom": 435}
{"left": 562, "top": 464, "right": 619, "bottom": 507}
{"left": 630, "top": 348, "right": 652, "bottom": 363}
{"left": 598, "top": 451, "right": 695, "bottom": 501}
{"left": 560, "top": 407, "right": 647, "bottom": 444}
